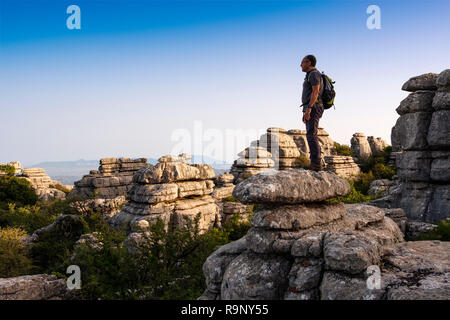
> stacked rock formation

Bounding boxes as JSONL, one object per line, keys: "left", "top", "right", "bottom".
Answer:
{"left": 69, "top": 157, "right": 149, "bottom": 199}
{"left": 8, "top": 161, "right": 23, "bottom": 175}
{"left": 258, "top": 127, "right": 305, "bottom": 170}
{"left": 230, "top": 145, "right": 275, "bottom": 184}
{"left": 210, "top": 172, "right": 252, "bottom": 225}
{"left": 68, "top": 157, "right": 149, "bottom": 217}
{"left": 351, "top": 133, "right": 389, "bottom": 160}
{"left": 21, "top": 168, "right": 66, "bottom": 201}
{"left": 199, "top": 169, "right": 450, "bottom": 300}
{"left": 368, "top": 136, "right": 388, "bottom": 156}
{"left": 287, "top": 128, "right": 336, "bottom": 158}
{"left": 351, "top": 133, "right": 372, "bottom": 160}
{"left": 375, "top": 70, "right": 450, "bottom": 222}
{"left": 323, "top": 156, "right": 361, "bottom": 179}
{"left": 109, "top": 154, "right": 220, "bottom": 233}
{"left": 211, "top": 172, "right": 235, "bottom": 200}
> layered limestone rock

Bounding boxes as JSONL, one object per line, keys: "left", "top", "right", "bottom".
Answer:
{"left": 8, "top": 161, "right": 23, "bottom": 175}
{"left": 109, "top": 154, "right": 220, "bottom": 234}
{"left": 368, "top": 136, "right": 388, "bottom": 156}
{"left": 374, "top": 70, "right": 450, "bottom": 222}
{"left": 199, "top": 169, "right": 449, "bottom": 300}
{"left": 68, "top": 157, "right": 149, "bottom": 199}
{"left": 68, "top": 157, "right": 149, "bottom": 217}
{"left": 230, "top": 146, "right": 274, "bottom": 184}
{"left": 258, "top": 128, "right": 303, "bottom": 170}
{"left": 211, "top": 172, "right": 235, "bottom": 200}
{"left": 351, "top": 133, "right": 373, "bottom": 160}
{"left": 21, "top": 168, "right": 66, "bottom": 201}
{"left": 287, "top": 128, "right": 336, "bottom": 159}
{"left": 0, "top": 274, "right": 73, "bottom": 300}
{"left": 211, "top": 172, "right": 252, "bottom": 225}
{"left": 323, "top": 156, "right": 360, "bottom": 180}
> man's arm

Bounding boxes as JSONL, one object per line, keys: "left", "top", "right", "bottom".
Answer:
{"left": 309, "top": 84, "right": 320, "bottom": 108}
{"left": 303, "top": 84, "right": 320, "bottom": 123}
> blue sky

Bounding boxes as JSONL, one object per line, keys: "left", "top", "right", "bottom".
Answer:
{"left": 1, "top": 0, "right": 449, "bottom": 166}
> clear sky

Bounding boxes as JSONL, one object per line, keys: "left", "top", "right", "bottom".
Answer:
{"left": 1, "top": 0, "right": 449, "bottom": 166}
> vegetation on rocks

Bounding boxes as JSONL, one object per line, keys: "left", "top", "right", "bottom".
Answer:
{"left": 418, "top": 219, "right": 450, "bottom": 241}
{"left": 0, "top": 227, "right": 33, "bottom": 277}
{"left": 333, "top": 142, "right": 352, "bottom": 156}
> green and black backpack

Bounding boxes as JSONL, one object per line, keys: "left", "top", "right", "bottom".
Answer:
{"left": 308, "top": 70, "right": 336, "bottom": 109}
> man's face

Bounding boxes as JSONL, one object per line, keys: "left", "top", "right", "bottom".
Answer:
{"left": 301, "top": 57, "right": 310, "bottom": 72}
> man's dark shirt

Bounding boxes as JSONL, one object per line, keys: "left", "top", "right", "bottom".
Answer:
{"left": 302, "top": 68, "right": 323, "bottom": 108}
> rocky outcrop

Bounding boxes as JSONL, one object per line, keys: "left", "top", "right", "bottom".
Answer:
{"left": 109, "top": 154, "right": 220, "bottom": 234}
{"left": 0, "top": 274, "right": 73, "bottom": 300}
{"left": 211, "top": 172, "right": 235, "bottom": 200}
{"left": 67, "top": 157, "right": 149, "bottom": 217}
{"left": 257, "top": 128, "right": 303, "bottom": 170}
{"left": 8, "top": 161, "right": 23, "bottom": 175}
{"left": 351, "top": 133, "right": 373, "bottom": 160}
{"left": 230, "top": 146, "right": 274, "bottom": 184}
{"left": 68, "top": 157, "right": 149, "bottom": 199}
{"left": 323, "top": 156, "right": 361, "bottom": 179}
{"left": 21, "top": 168, "right": 66, "bottom": 201}
{"left": 351, "top": 133, "right": 389, "bottom": 160}
{"left": 368, "top": 179, "right": 395, "bottom": 197}
{"left": 287, "top": 128, "right": 336, "bottom": 159}
{"left": 200, "top": 169, "right": 449, "bottom": 300}
{"left": 375, "top": 70, "right": 450, "bottom": 222}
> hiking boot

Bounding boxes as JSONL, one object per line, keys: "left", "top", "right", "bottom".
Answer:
{"left": 306, "top": 163, "right": 322, "bottom": 172}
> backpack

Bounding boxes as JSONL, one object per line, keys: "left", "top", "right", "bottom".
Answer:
{"left": 308, "top": 70, "right": 336, "bottom": 110}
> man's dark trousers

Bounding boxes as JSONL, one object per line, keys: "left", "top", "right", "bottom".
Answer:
{"left": 306, "top": 103, "right": 324, "bottom": 165}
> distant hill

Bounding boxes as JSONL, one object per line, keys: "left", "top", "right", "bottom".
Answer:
{"left": 30, "top": 155, "right": 232, "bottom": 185}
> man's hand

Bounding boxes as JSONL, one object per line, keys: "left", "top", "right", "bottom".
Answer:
{"left": 302, "top": 109, "right": 311, "bottom": 123}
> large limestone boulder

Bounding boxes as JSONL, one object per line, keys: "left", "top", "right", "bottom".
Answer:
{"left": 401, "top": 73, "right": 438, "bottom": 92}
{"left": 232, "top": 169, "right": 350, "bottom": 204}
{"left": 351, "top": 133, "right": 372, "bottom": 160}
{"left": 391, "top": 112, "right": 431, "bottom": 151}
{"left": 427, "top": 110, "right": 450, "bottom": 148}
{"left": 396, "top": 91, "right": 435, "bottom": 115}
{"left": 0, "top": 274, "right": 73, "bottom": 300}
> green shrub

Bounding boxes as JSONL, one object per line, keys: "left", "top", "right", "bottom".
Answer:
{"left": 334, "top": 142, "right": 353, "bottom": 156}
{"left": 0, "top": 175, "right": 37, "bottom": 206}
{"left": 326, "top": 180, "right": 371, "bottom": 204}
{"left": 30, "top": 210, "right": 106, "bottom": 275}
{"left": 74, "top": 214, "right": 232, "bottom": 300}
{"left": 222, "top": 196, "right": 240, "bottom": 203}
{"left": 295, "top": 155, "right": 310, "bottom": 168}
{"left": 353, "top": 171, "right": 375, "bottom": 195}
{"left": 0, "top": 165, "right": 15, "bottom": 176}
{"left": 372, "top": 163, "right": 396, "bottom": 180}
{"left": 0, "top": 227, "right": 33, "bottom": 277}
{"left": 221, "top": 211, "right": 253, "bottom": 242}
{"left": 0, "top": 203, "right": 58, "bottom": 234}
{"left": 419, "top": 219, "right": 450, "bottom": 241}
{"left": 49, "top": 184, "right": 71, "bottom": 194}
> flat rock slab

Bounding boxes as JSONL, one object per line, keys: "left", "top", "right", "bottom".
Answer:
{"left": 401, "top": 73, "right": 438, "bottom": 92}
{"left": 252, "top": 203, "right": 346, "bottom": 230}
{"left": 232, "top": 169, "right": 350, "bottom": 204}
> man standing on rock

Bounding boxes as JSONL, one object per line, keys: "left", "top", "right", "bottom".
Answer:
{"left": 301, "top": 54, "right": 324, "bottom": 171}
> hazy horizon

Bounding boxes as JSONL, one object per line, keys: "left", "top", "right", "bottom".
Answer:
{"left": 1, "top": 0, "right": 449, "bottom": 165}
